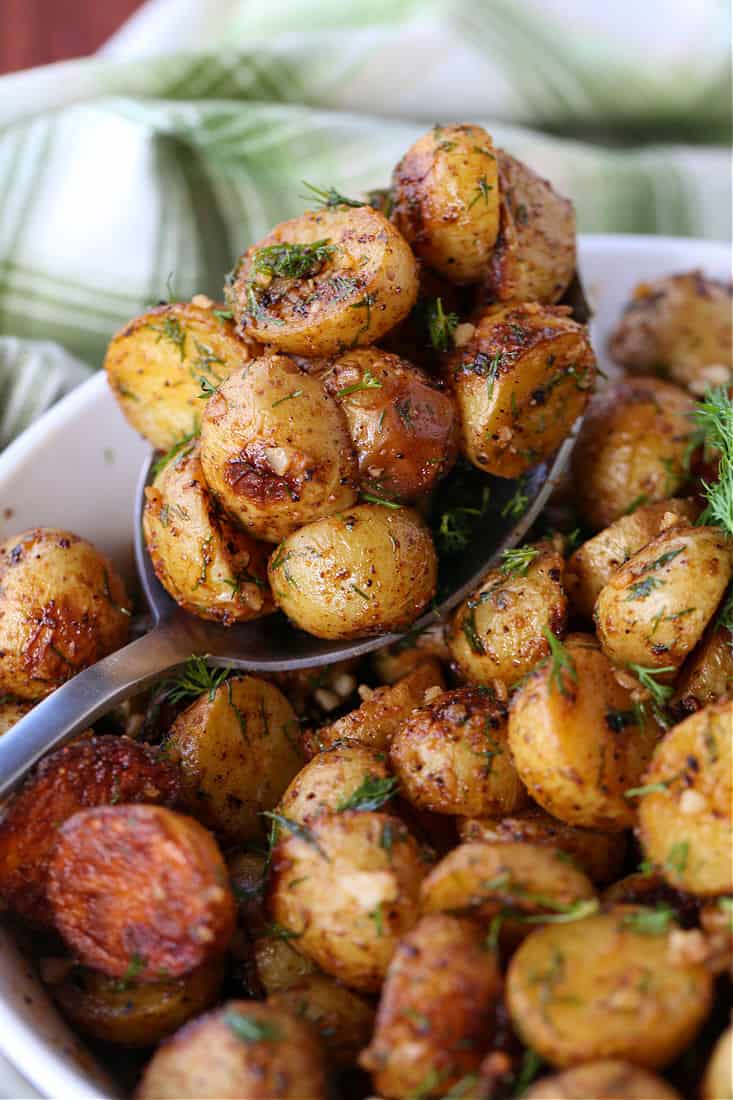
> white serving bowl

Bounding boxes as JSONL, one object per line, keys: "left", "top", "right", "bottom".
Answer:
{"left": 0, "top": 234, "right": 729, "bottom": 1100}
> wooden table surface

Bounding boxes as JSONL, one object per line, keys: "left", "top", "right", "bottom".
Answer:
{"left": 0, "top": 0, "right": 144, "bottom": 74}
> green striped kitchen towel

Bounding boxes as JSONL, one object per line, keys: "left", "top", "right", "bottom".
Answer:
{"left": 0, "top": 0, "right": 730, "bottom": 447}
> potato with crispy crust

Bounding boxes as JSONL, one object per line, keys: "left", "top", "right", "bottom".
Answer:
{"left": 135, "top": 1001, "right": 326, "bottom": 1100}
{"left": 637, "top": 700, "right": 732, "bottom": 896}
{"left": 228, "top": 205, "right": 418, "bottom": 356}
{"left": 269, "top": 811, "right": 427, "bottom": 992}
{"left": 673, "top": 619, "right": 733, "bottom": 714}
{"left": 0, "top": 735, "right": 179, "bottom": 927}
{"left": 445, "top": 303, "right": 595, "bottom": 478}
{"left": 524, "top": 1060, "right": 683, "bottom": 1099}
{"left": 269, "top": 975, "right": 375, "bottom": 1068}
{"left": 0, "top": 528, "right": 131, "bottom": 701}
{"left": 254, "top": 936, "right": 318, "bottom": 995}
{"left": 268, "top": 504, "right": 437, "bottom": 640}
{"left": 506, "top": 911, "right": 713, "bottom": 1069}
{"left": 372, "top": 626, "right": 449, "bottom": 685}
{"left": 105, "top": 298, "right": 256, "bottom": 451}
{"left": 571, "top": 378, "right": 697, "bottom": 530}
{"left": 143, "top": 444, "right": 274, "bottom": 624}
{"left": 165, "top": 675, "right": 303, "bottom": 843}
{"left": 278, "top": 743, "right": 393, "bottom": 825}
{"left": 48, "top": 805, "right": 236, "bottom": 980}
{"left": 200, "top": 355, "right": 358, "bottom": 543}
{"left": 391, "top": 123, "right": 500, "bottom": 284}
{"left": 360, "top": 914, "right": 502, "bottom": 1098}
{"left": 323, "top": 348, "right": 458, "bottom": 500}
{"left": 702, "top": 1027, "right": 733, "bottom": 1100}
{"left": 390, "top": 686, "right": 527, "bottom": 817}
{"left": 0, "top": 697, "right": 32, "bottom": 735}
{"left": 449, "top": 540, "right": 567, "bottom": 688}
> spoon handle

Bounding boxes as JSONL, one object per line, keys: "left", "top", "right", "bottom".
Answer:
{"left": 0, "top": 620, "right": 195, "bottom": 800}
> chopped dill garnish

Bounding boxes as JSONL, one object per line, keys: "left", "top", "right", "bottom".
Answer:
{"left": 271, "top": 390, "right": 303, "bottom": 407}
{"left": 252, "top": 239, "right": 334, "bottom": 281}
{"left": 693, "top": 386, "right": 733, "bottom": 535}
{"left": 151, "top": 427, "right": 199, "bottom": 477}
{"left": 501, "top": 480, "right": 529, "bottom": 520}
{"left": 336, "top": 369, "right": 382, "bottom": 397}
{"left": 301, "top": 181, "right": 364, "bottom": 208}
{"left": 224, "top": 1012, "right": 282, "bottom": 1043}
{"left": 426, "top": 297, "right": 459, "bottom": 352}
{"left": 467, "top": 176, "right": 494, "bottom": 209}
{"left": 161, "top": 656, "right": 230, "bottom": 705}
{"left": 542, "top": 627, "right": 577, "bottom": 697}
{"left": 148, "top": 315, "right": 187, "bottom": 360}
{"left": 620, "top": 904, "right": 677, "bottom": 935}
{"left": 261, "top": 811, "right": 329, "bottom": 860}
{"left": 500, "top": 544, "right": 540, "bottom": 577}
{"left": 337, "top": 775, "right": 399, "bottom": 812}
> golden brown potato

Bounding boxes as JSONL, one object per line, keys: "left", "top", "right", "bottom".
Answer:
{"left": 448, "top": 540, "right": 567, "bottom": 687}
{"left": 269, "top": 974, "right": 375, "bottom": 1068}
{"left": 673, "top": 621, "right": 733, "bottom": 713}
{"left": 372, "top": 625, "right": 449, "bottom": 685}
{"left": 199, "top": 354, "right": 358, "bottom": 543}
{"left": 0, "top": 528, "right": 131, "bottom": 701}
{"left": 135, "top": 1001, "right": 326, "bottom": 1100}
{"left": 524, "top": 1060, "right": 683, "bottom": 1100}
{"left": 390, "top": 686, "right": 527, "bottom": 816}
{"left": 323, "top": 348, "right": 457, "bottom": 500}
{"left": 445, "top": 302, "right": 595, "bottom": 478}
{"left": 506, "top": 911, "right": 712, "bottom": 1069}
{"left": 571, "top": 378, "right": 697, "bottom": 530}
{"left": 269, "top": 811, "right": 427, "bottom": 992}
{"left": 458, "top": 806, "right": 626, "bottom": 885}
{"left": 52, "top": 957, "right": 225, "bottom": 1047}
{"left": 0, "top": 735, "right": 179, "bottom": 928}
{"left": 702, "top": 1027, "right": 733, "bottom": 1100}
{"left": 254, "top": 935, "right": 318, "bottom": 995}
{"left": 608, "top": 272, "right": 733, "bottom": 395}
{"left": 566, "top": 498, "right": 699, "bottom": 620}
{"left": 143, "top": 443, "right": 274, "bottom": 624}
{"left": 0, "top": 696, "right": 32, "bottom": 735}
{"left": 391, "top": 123, "right": 500, "bottom": 284}
{"left": 594, "top": 525, "right": 733, "bottom": 673}
{"left": 360, "top": 914, "right": 502, "bottom": 1097}
{"left": 268, "top": 504, "right": 437, "bottom": 640}
{"left": 481, "top": 149, "right": 576, "bottom": 305}
{"left": 165, "top": 675, "right": 304, "bottom": 843}
{"left": 48, "top": 805, "right": 236, "bottom": 980}
{"left": 637, "top": 700, "right": 732, "bottom": 896}
{"left": 228, "top": 205, "right": 418, "bottom": 355}
{"left": 278, "top": 743, "right": 393, "bottom": 825}
{"left": 508, "top": 634, "right": 661, "bottom": 830}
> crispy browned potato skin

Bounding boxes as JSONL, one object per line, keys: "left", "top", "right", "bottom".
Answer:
{"left": 445, "top": 303, "right": 595, "bottom": 478}
{"left": 638, "top": 700, "right": 732, "bottom": 896}
{"left": 306, "top": 662, "right": 445, "bottom": 754}
{"left": 278, "top": 743, "right": 392, "bottom": 824}
{"left": 0, "top": 528, "right": 131, "bottom": 701}
{"left": 508, "top": 634, "right": 661, "bottom": 831}
{"left": 200, "top": 355, "right": 359, "bottom": 543}
{"left": 594, "top": 525, "right": 733, "bottom": 674}
{"left": 48, "top": 805, "right": 236, "bottom": 980}
{"left": 323, "top": 348, "right": 458, "bottom": 500}
{"left": 524, "top": 1060, "right": 683, "bottom": 1099}
{"left": 143, "top": 444, "right": 274, "bottom": 624}
{"left": 135, "top": 1001, "right": 327, "bottom": 1100}
{"left": 52, "top": 957, "right": 225, "bottom": 1047}
{"left": 268, "top": 504, "right": 438, "bottom": 640}
{"left": 229, "top": 206, "right": 418, "bottom": 355}
{"left": 391, "top": 124, "right": 500, "bottom": 284}
{"left": 372, "top": 627, "right": 449, "bottom": 685}
{"left": 390, "top": 686, "right": 527, "bottom": 816}
{"left": 268, "top": 811, "right": 428, "bottom": 992}
{"left": 701, "top": 1027, "right": 733, "bottom": 1100}
{"left": 104, "top": 299, "right": 257, "bottom": 451}
{"left": 269, "top": 975, "right": 375, "bottom": 1068}
{"left": 506, "top": 911, "right": 713, "bottom": 1069}
{"left": 566, "top": 498, "right": 699, "bottom": 620}
{"left": 673, "top": 622, "right": 733, "bottom": 714}
{"left": 0, "top": 697, "right": 32, "bottom": 735}
{"left": 165, "top": 675, "right": 303, "bottom": 843}
{"left": 0, "top": 736, "right": 179, "bottom": 928}
{"left": 254, "top": 936, "right": 318, "bottom": 995}
{"left": 458, "top": 806, "right": 626, "bottom": 885}
{"left": 449, "top": 540, "right": 567, "bottom": 687}
{"left": 571, "top": 378, "right": 697, "bottom": 530}
{"left": 360, "top": 914, "right": 502, "bottom": 1098}
{"left": 608, "top": 272, "right": 733, "bottom": 394}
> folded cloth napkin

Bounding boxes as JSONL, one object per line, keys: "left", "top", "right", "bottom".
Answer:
{"left": 0, "top": 0, "right": 729, "bottom": 447}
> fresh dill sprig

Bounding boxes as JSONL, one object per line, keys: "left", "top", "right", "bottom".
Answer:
{"left": 627, "top": 663, "right": 675, "bottom": 723}
{"left": 161, "top": 656, "right": 230, "bottom": 705}
{"left": 301, "top": 181, "right": 364, "bottom": 208}
{"left": 542, "top": 627, "right": 577, "bottom": 697}
{"left": 620, "top": 904, "right": 677, "bottom": 935}
{"left": 466, "top": 176, "right": 494, "bottom": 209}
{"left": 337, "top": 775, "right": 399, "bottom": 813}
{"left": 252, "top": 240, "right": 334, "bottom": 281}
{"left": 151, "top": 427, "right": 200, "bottom": 477}
{"left": 436, "top": 485, "right": 492, "bottom": 555}
{"left": 148, "top": 315, "right": 187, "bottom": 360}
{"left": 500, "top": 544, "right": 540, "bottom": 577}
{"left": 224, "top": 1012, "right": 282, "bottom": 1044}
{"left": 426, "top": 297, "right": 459, "bottom": 352}
{"left": 336, "top": 369, "right": 382, "bottom": 397}
{"left": 693, "top": 386, "right": 733, "bottom": 536}
{"left": 501, "top": 479, "right": 529, "bottom": 520}
{"left": 261, "top": 811, "right": 329, "bottom": 860}
{"left": 716, "top": 583, "right": 733, "bottom": 635}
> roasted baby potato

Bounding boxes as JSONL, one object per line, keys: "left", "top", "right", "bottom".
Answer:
{"left": 637, "top": 699, "right": 732, "bottom": 896}
{"left": 0, "top": 697, "right": 32, "bottom": 735}
{"left": 254, "top": 936, "right": 318, "bottom": 995}
{"left": 165, "top": 675, "right": 303, "bottom": 843}
{"left": 0, "top": 528, "right": 131, "bottom": 701}
{"left": 360, "top": 914, "right": 502, "bottom": 1097}
{"left": 508, "top": 634, "right": 660, "bottom": 830}
{"left": 48, "top": 805, "right": 236, "bottom": 980}
{"left": 269, "top": 974, "right": 375, "bottom": 1067}
{"left": 323, "top": 348, "right": 457, "bottom": 500}
{"left": 200, "top": 354, "right": 358, "bottom": 542}
{"left": 594, "top": 524, "right": 733, "bottom": 673}
{"left": 449, "top": 540, "right": 567, "bottom": 687}
{"left": 269, "top": 811, "right": 427, "bottom": 992}
{"left": 445, "top": 302, "right": 595, "bottom": 478}
{"left": 372, "top": 625, "right": 449, "bottom": 685}
{"left": 0, "top": 735, "right": 179, "bottom": 927}
{"left": 524, "top": 1060, "right": 683, "bottom": 1099}
{"left": 390, "top": 685, "right": 527, "bottom": 816}
{"left": 228, "top": 205, "right": 419, "bottom": 355}
{"left": 268, "top": 504, "right": 438, "bottom": 640}
{"left": 135, "top": 1001, "right": 326, "bottom": 1100}
{"left": 702, "top": 1026, "right": 733, "bottom": 1100}
{"left": 391, "top": 123, "right": 500, "bottom": 284}
{"left": 143, "top": 443, "right": 274, "bottom": 623}
{"left": 673, "top": 619, "right": 733, "bottom": 713}
{"left": 278, "top": 743, "right": 393, "bottom": 825}
{"left": 608, "top": 272, "right": 733, "bottom": 395}
{"left": 571, "top": 378, "right": 697, "bottom": 530}
{"left": 506, "top": 911, "right": 713, "bottom": 1069}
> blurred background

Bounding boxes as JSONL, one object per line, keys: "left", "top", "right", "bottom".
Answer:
{"left": 0, "top": 0, "right": 142, "bottom": 72}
